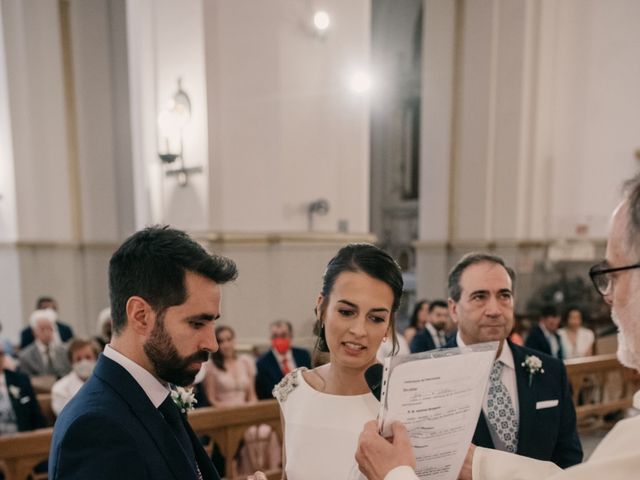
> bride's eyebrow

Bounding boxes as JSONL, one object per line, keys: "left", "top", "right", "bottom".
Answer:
{"left": 337, "top": 300, "right": 389, "bottom": 313}
{"left": 336, "top": 300, "right": 357, "bottom": 308}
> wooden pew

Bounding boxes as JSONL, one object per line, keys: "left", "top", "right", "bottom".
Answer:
{"left": 189, "top": 400, "right": 282, "bottom": 480}
{"left": 36, "top": 394, "right": 56, "bottom": 428}
{"left": 0, "top": 401, "right": 282, "bottom": 480}
{"left": 0, "top": 427, "right": 52, "bottom": 480}
{"left": 565, "top": 354, "right": 640, "bottom": 432}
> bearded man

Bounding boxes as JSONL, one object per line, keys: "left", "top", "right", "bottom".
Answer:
{"left": 49, "top": 226, "right": 238, "bottom": 480}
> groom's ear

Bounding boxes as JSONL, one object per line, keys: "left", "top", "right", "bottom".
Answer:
{"left": 126, "top": 296, "right": 154, "bottom": 335}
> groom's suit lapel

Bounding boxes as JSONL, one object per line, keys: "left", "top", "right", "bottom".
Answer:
{"left": 94, "top": 355, "right": 200, "bottom": 480}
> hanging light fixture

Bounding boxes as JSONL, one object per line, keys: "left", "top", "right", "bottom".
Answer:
{"left": 157, "top": 78, "right": 202, "bottom": 186}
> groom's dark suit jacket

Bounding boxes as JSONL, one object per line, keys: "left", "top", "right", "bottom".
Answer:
{"left": 49, "top": 354, "right": 220, "bottom": 480}
{"left": 447, "top": 338, "right": 582, "bottom": 468}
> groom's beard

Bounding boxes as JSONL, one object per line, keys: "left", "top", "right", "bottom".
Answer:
{"left": 144, "top": 316, "right": 209, "bottom": 386}
{"left": 612, "top": 308, "right": 640, "bottom": 372}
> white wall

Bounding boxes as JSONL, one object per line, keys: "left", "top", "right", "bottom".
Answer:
{"left": 546, "top": 0, "right": 640, "bottom": 239}
{"left": 70, "top": 0, "right": 120, "bottom": 243}
{"left": 416, "top": 0, "right": 640, "bottom": 299}
{"left": 2, "top": 0, "right": 73, "bottom": 242}
{"left": 0, "top": 1, "right": 17, "bottom": 242}
{"left": 203, "top": 0, "right": 371, "bottom": 234}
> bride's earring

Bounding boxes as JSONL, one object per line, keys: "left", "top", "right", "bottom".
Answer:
{"left": 382, "top": 336, "right": 388, "bottom": 343}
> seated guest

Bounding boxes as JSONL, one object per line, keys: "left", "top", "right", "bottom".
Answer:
{"left": 204, "top": 325, "right": 280, "bottom": 476}
{"left": 0, "top": 345, "right": 46, "bottom": 435}
{"left": 409, "top": 300, "right": 449, "bottom": 353}
{"left": 558, "top": 306, "right": 595, "bottom": 358}
{"left": 403, "top": 299, "right": 428, "bottom": 344}
{"left": 18, "top": 309, "right": 71, "bottom": 379}
{"left": 51, "top": 339, "right": 99, "bottom": 415}
{"left": 377, "top": 329, "right": 410, "bottom": 361}
{"left": 19, "top": 296, "right": 74, "bottom": 349}
{"left": 94, "top": 307, "right": 112, "bottom": 352}
{"left": 526, "top": 305, "right": 564, "bottom": 359}
{"left": 255, "top": 320, "right": 311, "bottom": 400}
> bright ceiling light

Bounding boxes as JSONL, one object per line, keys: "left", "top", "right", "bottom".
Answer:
{"left": 313, "top": 11, "right": 330, "bottom": 31}
{"left": 349, "top": 70, "right": 372, "bottom": 94}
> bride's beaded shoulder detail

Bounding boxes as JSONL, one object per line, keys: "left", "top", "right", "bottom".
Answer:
{"left": 272, "top": 367, "right": 308, "bottom": 402}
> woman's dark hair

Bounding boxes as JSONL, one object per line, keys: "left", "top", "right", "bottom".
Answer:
{"left": 562, "top": 305, "right": 587, "bottom": 325}
{"left": 313, "top": 243, "right": 404, "bottom": 354}
{"left": 211, "top": 325, "right": 235, "bottom": 371}
{"left": 408, "top": 299, "right": 429, "bottom": 329}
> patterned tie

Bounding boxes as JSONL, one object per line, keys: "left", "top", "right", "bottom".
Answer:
{"left": 486, "top": 361, "right": 518, "bottom": 453}
{"left": 158, "top": 395, "right": 203, "bottom": 480}
{"left": 44, "top": 346, "right": 56, "bottom": 375}
{"left": 281, "top": 357, "right": 290, "bottom": 375}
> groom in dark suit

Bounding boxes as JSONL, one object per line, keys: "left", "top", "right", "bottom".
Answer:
{"left": 445, "top": 253, "right": 582, "bottom": 469}
{"left": 49, "top": 226, "right": 238, "bottom": 480}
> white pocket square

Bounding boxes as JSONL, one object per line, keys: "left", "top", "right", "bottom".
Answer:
{"left": 536, "top": 399, "right": 559, "bottom": 410}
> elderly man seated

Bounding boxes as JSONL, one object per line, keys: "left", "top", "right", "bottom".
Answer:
{"left": 18, "top": 309, "right": 71, "bottom": 385}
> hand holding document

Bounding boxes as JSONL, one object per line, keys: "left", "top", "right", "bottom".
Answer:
{"left": 378, "top": 342, "right": 497, "bottom": 480}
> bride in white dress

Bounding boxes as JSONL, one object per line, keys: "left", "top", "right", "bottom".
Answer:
{"left": 273, "top": 243, "right": 403, "bottom": 480}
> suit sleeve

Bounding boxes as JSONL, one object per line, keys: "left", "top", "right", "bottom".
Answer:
{"left": 255, "top": 359, "right": 273, "bottom": 400}
{"left": 550, "top": 364, "right": 583, "bottom": 468}
{"left": 524, "top": 329, "right": 548, "bottom": 355}
{"left": 22, "top": 375, "right": 46, "bottom": 429}
{"left": 474, "top": 445, "right": 640, "bottom": 480}
{"left": 384, "top": 466, "right": 420, "bottom": 480}
{"left": 473, "top": 447, "right": 562, "bottom": 480}
{"left": 50, "top": 413, "right": 147, "bottom": 480}
{"left": 409, "top": 334, "right": 423, "bottom": 353}
{"left": 299, "top": 348, "right": 312, "bottom": 368}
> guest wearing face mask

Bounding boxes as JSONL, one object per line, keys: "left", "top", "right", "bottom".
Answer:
{"left": 51, "top": 339, "right": 99, "bottom": 416}
{"left": 255, "top": 320, "right": 311, "bottom": 400}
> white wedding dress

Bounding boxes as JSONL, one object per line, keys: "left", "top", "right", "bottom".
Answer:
{"left": 274, "top": 367, "right": 379, "bottom": 480}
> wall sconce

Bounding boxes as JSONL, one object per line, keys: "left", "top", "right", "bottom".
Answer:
{"left": 158, "top": 78, "right": 202, "bottom": 187}
{"left": 307, "top": 198, "right": 330, "bottom": 231}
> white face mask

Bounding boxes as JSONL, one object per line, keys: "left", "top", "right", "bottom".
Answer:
{"left": 73, "top": 359, "right": 96, "bottom": 380}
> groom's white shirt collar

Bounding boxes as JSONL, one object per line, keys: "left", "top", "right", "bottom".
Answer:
{"left": 103, "top": 344, "right": 170, "bottom": 408}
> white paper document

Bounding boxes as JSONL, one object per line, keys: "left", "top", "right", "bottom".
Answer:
{"left": 378, "top": 342, "right": 497, "bottom": 480}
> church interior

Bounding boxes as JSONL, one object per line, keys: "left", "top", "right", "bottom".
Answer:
{"left": 1, "top": 0, "right": 639, "bottom": 478}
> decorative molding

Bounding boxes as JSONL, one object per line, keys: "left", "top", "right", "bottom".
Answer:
{"left": 413, "top": 238, "right": 606, "bottom": 250}
{"left": 0, "top": 241, "right": 119, "bottom": 250}
{"left": 193, "top": 231, "right": 377, "bottom": 246}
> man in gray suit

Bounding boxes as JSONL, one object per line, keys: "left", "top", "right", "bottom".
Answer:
{"left": 18, "top": 309, "right": 71, "bottom": 379}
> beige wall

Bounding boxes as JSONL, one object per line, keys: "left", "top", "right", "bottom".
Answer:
{"left": 417, "top": 0, "right": 640, "bottom": 300}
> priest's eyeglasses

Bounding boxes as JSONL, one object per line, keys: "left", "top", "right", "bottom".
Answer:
{"left": 589, "top": 262, "right": 640, "bottom": 296}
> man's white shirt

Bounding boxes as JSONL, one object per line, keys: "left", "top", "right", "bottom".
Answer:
{"left": 457, "top": 333, "right": 519, "bottom": 419}
{"left": 103, "top": 344, "right": 170, "bottom": 407}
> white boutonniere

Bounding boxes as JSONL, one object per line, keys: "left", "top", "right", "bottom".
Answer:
{"left": 8, "top": 385, "right": 21, "bottom": 399}
{"left": 521, "top": 355, "right": 544, "bottom": 386}
{"left": 171, "top": 386, "right": 197, "bottom": 415}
